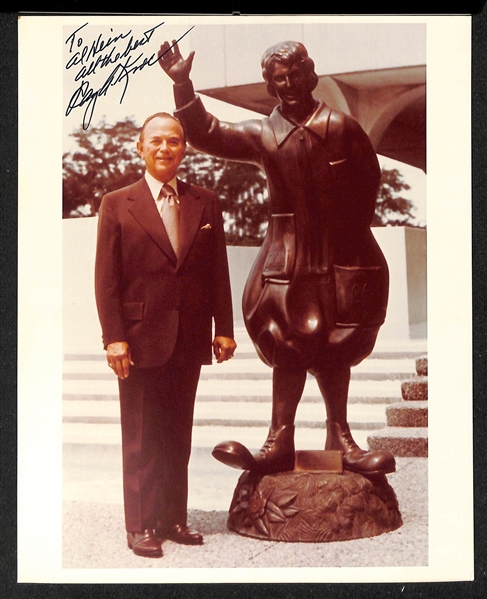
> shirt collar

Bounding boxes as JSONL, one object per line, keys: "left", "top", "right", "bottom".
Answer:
{"left": 144, "top": 171, "right": 178, "bottom": 201}
{"left": 267, "top": 101, "right": 331, "bottom": 147}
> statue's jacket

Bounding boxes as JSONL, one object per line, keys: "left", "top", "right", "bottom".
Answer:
{"left": 175, "top": 93, "right": 389, "bottom": 371}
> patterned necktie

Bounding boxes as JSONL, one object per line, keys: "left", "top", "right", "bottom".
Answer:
{"left": 159, "top": 184, "right": 180, "bottom": 256}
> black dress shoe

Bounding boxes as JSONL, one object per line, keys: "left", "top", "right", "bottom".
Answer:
{"left": 160, "top": 524, "right": 204, "bottom": 545}
{"left": 127, "top": 529, "right": 163, "bottom": 558}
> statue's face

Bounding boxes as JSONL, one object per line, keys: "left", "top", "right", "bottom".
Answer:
{"left": 271, "top": 61, "right": 310, "bottom": 109}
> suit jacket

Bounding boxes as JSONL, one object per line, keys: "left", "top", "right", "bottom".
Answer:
{"left": 95, "top": 176, "right": 234, "bottom": 369}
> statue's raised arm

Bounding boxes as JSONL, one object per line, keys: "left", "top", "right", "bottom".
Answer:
{"left": 158, "top": 41, "right": 195, "bottom": 84}
{"left": 158, "top": 40, "right": 262, "bottom": 164}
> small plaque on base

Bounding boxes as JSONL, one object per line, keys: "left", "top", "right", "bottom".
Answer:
{"left": 294, "top": 450, "right": 343, "bottom": 473}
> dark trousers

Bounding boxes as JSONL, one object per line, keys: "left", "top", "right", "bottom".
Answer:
{"left": 118, "top": 354, "right": 201, "bottom": 532}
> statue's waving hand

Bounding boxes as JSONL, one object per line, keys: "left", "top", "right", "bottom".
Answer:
{"left": 158, "top": 41, "right": 195, "bottom": 84}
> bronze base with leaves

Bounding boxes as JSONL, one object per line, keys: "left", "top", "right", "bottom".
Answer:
{"left": 228, "top": 469, "right": 402, "bottom": 542}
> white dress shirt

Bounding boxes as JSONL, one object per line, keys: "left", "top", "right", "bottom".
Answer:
{"left": 144, "top": 171, "right": 179, "bottom": 211}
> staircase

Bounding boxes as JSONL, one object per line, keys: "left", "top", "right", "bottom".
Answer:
{"left": 367, "top": 355, "right": 428, "bottom": 457}
{"left": 62, "top": 325, "right": 427, "bottom": 454}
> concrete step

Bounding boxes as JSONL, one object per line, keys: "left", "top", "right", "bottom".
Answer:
{"left": 367, "top": 426, "right": 428, "bottom": 457}
{"left": 62, "top": 329, "right": 427, "bottom": 456}
{"left": 63, "top": 398, "right": 390, "bottom": 430}
{"left": 401, "top": 376, "right": 428, "bottom": 401}
{"left": 63, "top": 351, "right": 420, "bottom": 373}
{"left": 365, "top": 354, "right": 428, "bottom": 456}
{"left": 62, "top": 356, "right": 418, "bottom": 382}
{"left": 415, "top": 355, "right": 428, "bottom": 376}
{"left": 62, "top": 421, "right": 373, "bottom": 453}
{"left": 386, "top": 400, "right": 428, "bottom": 427}
{"left": 62, "top": 376, "right": 404, "bottom": 403}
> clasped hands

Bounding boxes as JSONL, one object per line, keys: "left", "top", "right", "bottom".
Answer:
{"left": 107, "top": 336, "right": 237, "bottom": 378}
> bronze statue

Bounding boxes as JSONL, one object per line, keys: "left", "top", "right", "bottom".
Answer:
{"left": 159, "top": 40, "right": 395, "bottom": 477}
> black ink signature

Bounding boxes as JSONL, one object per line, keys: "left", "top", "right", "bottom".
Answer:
{"left": 65, "top": 23, "right": 194, "bottom": 129}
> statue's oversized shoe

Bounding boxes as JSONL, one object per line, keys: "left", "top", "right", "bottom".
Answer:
{"left": 253, "top": 424, "right": 295, "bottom": 474}
{"left": 341, "top": 447, "right": 396, "bottom": 476}
{"left": 212, "top": 440, "right": 257, "bottom": 470}
{"left": 325, "top": 420, "right": 395, "bottom": 476}
{"left": 212, "top": 425, "right": 296, "bottom": 475}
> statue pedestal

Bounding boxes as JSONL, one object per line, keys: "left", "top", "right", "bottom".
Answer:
{"left": 228, "top": 469, "right": 402, "bottom": 542}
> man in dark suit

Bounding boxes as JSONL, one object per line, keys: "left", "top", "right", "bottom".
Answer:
{"left": 95, "top": 112, "right": 236, "bottom": 558}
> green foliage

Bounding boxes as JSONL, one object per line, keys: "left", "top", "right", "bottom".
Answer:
{"left": 62, "top": 119, "right": 422, "bottom": 241}
{"left": 62, "top": 117, "right": 144, "bottom": 218}
{"left": 374, "top": 167, "right": 417, "bottom": 227}
{"left": 178, "top": 147, "right": 269, "bottom": 245}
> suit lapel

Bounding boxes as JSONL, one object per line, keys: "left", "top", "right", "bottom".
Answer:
{"left": 177, "top": 179, "right": 204, "bottom": 269}
{"left": 128, "top": 178, "right": 177, "bottom": 263}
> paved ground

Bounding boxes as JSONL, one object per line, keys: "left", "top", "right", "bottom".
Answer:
{"left": 63, "top": 449, "right": 428, "bottom": 570}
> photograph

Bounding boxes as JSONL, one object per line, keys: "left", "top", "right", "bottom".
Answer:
{"left": 18, "top": 14, "right": 473, "bottom": 584}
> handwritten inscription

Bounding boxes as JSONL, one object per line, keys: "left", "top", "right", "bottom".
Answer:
{"left": 65, "top": 22, "right": 194, "bottom": 129}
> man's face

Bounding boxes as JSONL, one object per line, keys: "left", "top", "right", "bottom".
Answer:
{"left": 137, "top": 116, "right": 186, "bottom": 183}
{"left": 271, "top": 61, "right": 310, "bottom": 109}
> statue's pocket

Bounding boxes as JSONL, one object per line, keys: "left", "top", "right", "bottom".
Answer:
{"left": 262, "top": 214, "right": 296, "bottom": 283}
{"left": 334, "top": 265, "right": 387, "bottom": 327}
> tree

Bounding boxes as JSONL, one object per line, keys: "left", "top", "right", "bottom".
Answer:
{"left": 373, "top": 167, "right": 417, "bottom": 227}
{"left": 178, "top": 147, "right": 269, "bottom": 245}
{"left": 63, "top": 119, "right": 422, "bottom": 241}
{"left": 62, "top": 117, "right": 144, "bottom": 218}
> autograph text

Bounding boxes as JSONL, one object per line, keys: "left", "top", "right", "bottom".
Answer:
{"left": 65, "top": 22, "right": 194, "bottom": 129}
